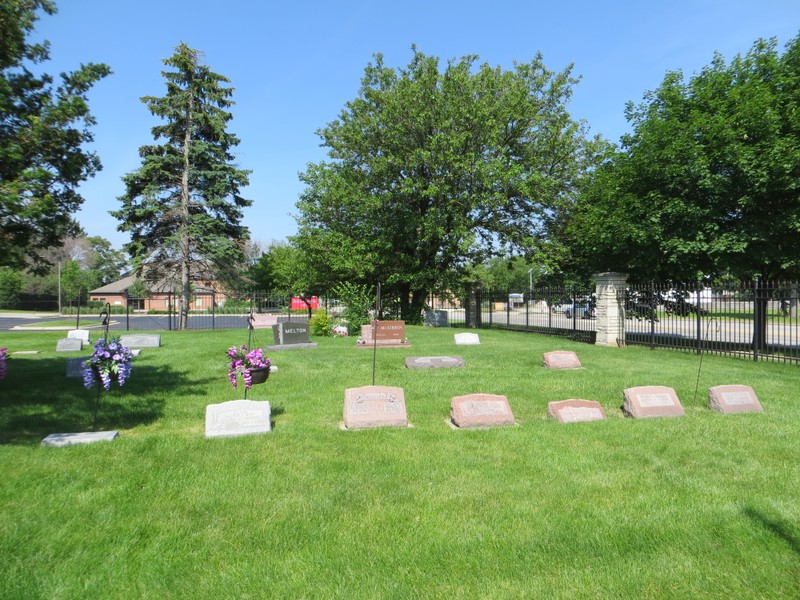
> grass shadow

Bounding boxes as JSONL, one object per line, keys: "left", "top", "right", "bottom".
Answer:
{"left": 0, "top": 357, "right": 200, "bottom": 446}
{"left": 743, "top": 505, "right": 800, "bottom": 557}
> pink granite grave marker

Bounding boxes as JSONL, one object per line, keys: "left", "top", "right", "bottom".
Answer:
{"left": 708, "top": 384, "right": 763, "bottom": 414}
{"left": 450, "top": 394, "right": 515, "bottom": 428}
{"left": 543, "top": 351, "right": 582, "bottom": 369}
{"left": 548, "top": 399, "right": 606, "bottom": 423}
{"left": 623, "top": 385, "right": 685, "bottom": 418}
{"left": 343, "top": 385, "right": 408, "bottom": 429}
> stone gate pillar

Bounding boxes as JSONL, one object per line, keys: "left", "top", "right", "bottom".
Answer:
{"left": 594, "top": 272, "right": 627, "bottom": 347}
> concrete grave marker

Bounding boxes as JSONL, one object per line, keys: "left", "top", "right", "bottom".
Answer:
{"left": 42, "top": 431, "right": 119, "bottom": 447}
{"left": 548, "top": 399, "right": 606, "bottom": 423}
{"left": 205, "top": 400, "right": 272, "bottom": 438}
{"left": 424, "top": 310, "right": 449, "bottom": 327}
{"left": 119, "top": 334, "right": 160, "bottom": 348}
{"left": 56, "top": 338, "right": 83, "bottom": 352}
{"left": 623, "top": 385, "right": 685, "bottom": 418}
{"left": 450, "top": 394, "right": 515, "bottom": 428}
{"left": 454, "top": 332, "right": 480, "bottom": 345}
{"left": 67, "top": 329, "right": 90, "bottom": 344}
{"left": 405, "top": 356, "right": 465, "bottom": 369}
{"left": 543, "top": 351, "right": 582, "bottom": 370}
{"left": 66, "top": 357, "right": 89, "bottom": 378}
{"left": 343, "top": 385, "right": 408, "bottom": 430}
{"left": 708, "top": 384, "right": 763, "bottom": 414}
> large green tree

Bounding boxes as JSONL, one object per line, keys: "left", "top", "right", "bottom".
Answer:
{"left": 566, "top": 34, "right": 800, "bottom": 282}
{"left": 294, "top": 48, "right": 597, "bottom": 322}
{"left": 112, "top": 43, "right": 252, "bottom": 329}
{"left": 0, "top": 0, "right": 111, "bottom": 272}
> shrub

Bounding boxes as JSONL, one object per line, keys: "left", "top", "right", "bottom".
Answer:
{"left": 309, "top": 310, "right": 332, "bottom": 337}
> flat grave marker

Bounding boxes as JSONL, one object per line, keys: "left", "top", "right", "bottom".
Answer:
{"left": 450, "top": 393, "right": 515, "bottom": 428}
{"left": 67, "top": 329, "right": 90, "bottom": 344}
{"left": 548, "top": 399, "right": 606, "bottom": 423}
{"left": 42, "top": 431, "right": 119, "bottom": 447}
{"left": 343, "top": 385, "right": 408, "bottom": 430}
{"left": 66, "top": 357, "right": 89, "bottom": 378}
{"left": 405, "top": 356, "right": 465, "bottom": 369}
{"left": 454, "top": 332, "right": 480, "bottom": 346}
{"left": 708, "top": 384, "right": 763, "bottom": 414}
{"left": 250, "top": 314, "right": 279, "bottom": 329}
{"left": 119, "top": 334, "right": 160, "bottom": 348}
{"left": 623, "top": 385, "right": 685, "bottom": 418}
{"left": 56, "top": 338, "right": 83, "bottom": 352}
{"left": 205, "top": 399, "right": 272, "bottom": 438}
{"left": 543, "top": 351, "right": 582, "bottom": 370}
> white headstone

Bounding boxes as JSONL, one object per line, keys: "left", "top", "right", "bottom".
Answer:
{"left": 119, "top": 334, "right": 160, "bottom": 348}
{"left": 405, "top": 356, "right": 465, "bottom": 369}
{"left": 67, "top": 329, "right": 90, "bottom": 344}
{"left": 42, "top": 431, "right": 119, "bottom": 447}
{"left": 56, "top": 338, "right": 83, "bottom": 352}
{"left": 454, "top": 332, "right": 480, "bottom": 345}
{"left": 205, "top": 400, "right": 272, "bottom": 438}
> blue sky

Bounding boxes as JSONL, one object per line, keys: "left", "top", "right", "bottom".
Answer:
{"left": 33, "top": 0, "right": 800, "bottom": 250}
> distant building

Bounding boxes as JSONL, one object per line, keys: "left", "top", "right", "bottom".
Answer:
{"left": 89, "top": 273, "right": 229, "bottom": 311}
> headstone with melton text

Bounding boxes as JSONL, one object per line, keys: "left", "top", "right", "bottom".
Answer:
{"left": 205, "top": 399, "right": 272, "bottom": 438}
{"left": 272, "top": 321, "right": 311, "bottom": 345}
{"left": 450, "top": 393, "right": 515, "bottom": 428}
{"left": 548, "top": 399, "right": 606, "bottom": 423}
{"left": 343, "top": 385, "right": 408, "bottom": 430}
{"left": 623, "top": 385, "right": 685, "bottom": 418}
{"left": 708, "top": 384, "right": 763, "bottom": 414}
{"left": 454, "top": 332, "right": 480, "bottom": 345}
{"left": 405, "top": 355, "right": 465, "bottom": 369}
{"left": 56, "top": 338, "right": 83, "bottom": 352}
{"left": 543, "top": 351, "right": 582, "bottom": 370}
{"left": 119, "top": 334, "right": 161, "bottom": 348}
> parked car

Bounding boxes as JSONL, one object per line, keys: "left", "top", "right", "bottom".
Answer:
{"left": 550, "top": 297, "right": 595, "bottom": 319}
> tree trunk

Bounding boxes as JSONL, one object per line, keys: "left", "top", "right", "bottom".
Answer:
{"left": 179, "top": 87, "right": 194, "bottom": 330}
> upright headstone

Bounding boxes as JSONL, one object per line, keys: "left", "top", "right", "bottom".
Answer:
{"left": 272, "top": 321, "right": 311, "bottom": 345}
{"left": 42, "top": 431, "right": 119, "bottom": 447}
{"left": 424, "top": 310, "right": 449, "bottom": 327}
{"left": 450, "top": 393, "right": 515, "bottom": 428}
{"left": 623, "top": 385, "right": 685, "bottom": 418}
{"left": 56, "top": 338, "right": 83, "bottom": 352}
{"left": 67, "top": 329, "right": 90, "bottom": 344}
{"left": 405, "top": 356, "right": 465, "bottom": 369}
{"left": 119, "top": 334, "right": 160, "bottom": 348}
{"left": 548, "top": 400, "right": 606, "bottom": 423}
{"left": 454, "top": 332, "right": 480, "bottom": 345}
{"left": 708, "top": 385, "right": 763, "bottom": 414}
{"left": 205, "top": 400, "right": 272, "bottom": 438}
{"left": 358, "top": 321, "right": 409, "bottom": 347}
{"left": 543, "top": 351, "right": 582, "bottom": 370}
{"left": 343, "top": 385, "right": 408, "bottom": 430}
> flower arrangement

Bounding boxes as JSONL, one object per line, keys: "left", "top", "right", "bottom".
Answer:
{"left": 82, "top": 337, "right": 135, "bottom": 390}
{"left": 227, "top": 345, "right": 271, "bottom": 389}
{"left": 0, "top": 347, "right": 8, "bottom": 379}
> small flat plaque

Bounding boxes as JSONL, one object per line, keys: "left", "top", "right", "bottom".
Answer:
{"left": 451, "top": 393, "right": 515, "bottom": 428}
{"left": 56, "top": 338, "right": 83, "bottom": 352}
{"left": 67, "top": 330, "right": 90, "bottom": 343}
{"left": 343, "top": 385, "right": 408, "bottom": 430}
{"left": 66, "top": 357, "right": 89, "bottom": 378}
{"left": 623, "top": 386, "right": 684, "bottom": 418}
{"left": 405, "top": 356, "right": 465, "bottom": 369}
{"left": 543, "top": 351, "right": 582, "bottom": 370}
{"left": 708, "top": 384, "right": 763, "bottom": 414}
{"left": 119, "top": 334, "right": 160, "bottom": 348}
{"left": 205, "top": 400, "right": 272, "bottom": 438}
{"left": 454, "top": 332, "right": 480, "bottom": 345}
{"left": 11, "top": 350, "right": 40, "bottom": 355}
{"left": 42, "top": 431, "right": 119, "bottom": 447}
{"left": 548, "top": 400, "right": 606, "bottom": 423}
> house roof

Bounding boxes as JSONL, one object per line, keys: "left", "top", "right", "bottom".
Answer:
{"left": 89, "top": 274, "right": 137, "bottom": 295}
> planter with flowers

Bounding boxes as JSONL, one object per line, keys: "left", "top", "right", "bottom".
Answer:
{"left": 227, "top": 345, "right": 271, "bottom": 391}
{"left": 82, "top": 337, "right": 135, "bottom": 390}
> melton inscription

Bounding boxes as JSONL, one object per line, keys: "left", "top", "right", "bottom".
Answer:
{"left": 272, "top": 321, "right": 311, "bottom": 345}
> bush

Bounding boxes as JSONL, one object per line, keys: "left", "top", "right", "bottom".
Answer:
{"left": 309, "top": 310, "right": 333, "bottom": 337}
{"left": 331, "top": 282, "right": 374, "bottom": 336}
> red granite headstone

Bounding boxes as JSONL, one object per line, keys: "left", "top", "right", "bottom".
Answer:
{"left": 548, "top": 399, "right": 606, "bottom": 423}
{"left": 623, "top": 386, "right": 685, "bottom": 418}
{"left": 708, "top": 384, "right": 763, "bottom": 414}
{"left": 343, "top": 385, "right": 408, "bottom": 429}
{"left": 450, "top": 394, "right": 515, "bottom": 428}
{"left": 543, "top": 351, "right": 582, "bottom": 370}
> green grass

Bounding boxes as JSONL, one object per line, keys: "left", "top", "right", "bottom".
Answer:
{"left": 2, "top": 327, "right": 800, "bottom": 599}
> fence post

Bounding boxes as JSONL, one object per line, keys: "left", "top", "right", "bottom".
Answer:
{"left": 753, "top": 279, "right": 760, "bottom": 362}
{"left": 696, "top": 280, "right": 703, "bottom": 355}
{"left": 594, "top": 272, "right": 627, "bottom": 346}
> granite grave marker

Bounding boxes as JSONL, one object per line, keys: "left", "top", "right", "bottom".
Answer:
{"left": 548, "top": 399, "right": 606, "bottom": 423}
{"left": 56, "top": 338, "right": 83, "bottom": 352}
{"left": 205, "top": 399, "right": 272, "bottom": 438}
{"left": 119, "top": 334, "right": 160, "bottom": 348}
{"left": 543, "top": 351, "right": 582, "bottom": 370}
{"left": 405, "top": 356, "right": 465, "bottom": 369}
{"left": 343, "top": 385, "right": 408, "bottom": 429}
{"left": 623, "top": 385, "right": 685, "bottom": 418}
{"left": 450, "top": 393, "right": 515, "bottom": 428}
{"left": 708, "top": 384, "right": 763, "bottom": 414}
{"left": 42, "top": 431, "right": 119, "bottom": 447}
{"left": 454, "top": 332, "right": 480, "bottom": 345}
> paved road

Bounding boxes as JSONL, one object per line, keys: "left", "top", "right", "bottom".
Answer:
{"left": 0, "top": 313, "right": 252, "bottom": 332}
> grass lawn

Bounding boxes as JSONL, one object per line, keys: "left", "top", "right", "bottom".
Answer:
{"left": 1, "top": 327, "right": 799, "bottom": 599}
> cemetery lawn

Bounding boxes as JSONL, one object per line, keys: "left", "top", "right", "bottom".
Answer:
{"left": 2, "top": 327, "right": 799, "bottom": 599}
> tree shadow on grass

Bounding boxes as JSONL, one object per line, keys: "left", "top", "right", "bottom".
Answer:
{"left": 743, "top": 505, "right": 800, "bottom": 557}
{"left": 0, "top": 356, "right": 207, "bottom": 446}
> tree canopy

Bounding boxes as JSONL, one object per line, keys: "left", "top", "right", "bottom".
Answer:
{"left": 565, "top": 34, "right": 800, "bottom": 282}
{"left": 112, "top": 43, "right": 251, "bottom": 328}
{"left": 294, "top": 47, "right": 597, "bottom": 321}
{"left": 0, "top": 0, "right": 110, "bottom": 272}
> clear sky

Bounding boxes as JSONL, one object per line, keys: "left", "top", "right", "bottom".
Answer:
{"left": 31, "top": 0, "right": 800, "bottom": 250}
